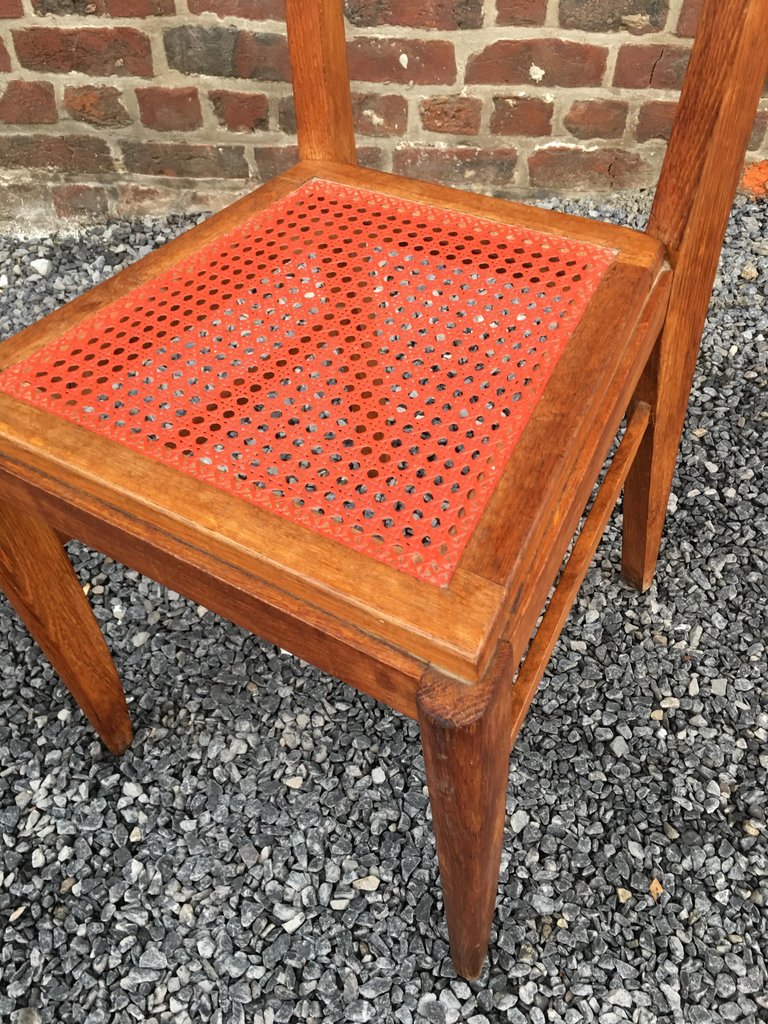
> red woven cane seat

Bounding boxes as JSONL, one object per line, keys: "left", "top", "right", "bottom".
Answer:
{"left": 0, "top": 180, "right": 615, "bottom": 585}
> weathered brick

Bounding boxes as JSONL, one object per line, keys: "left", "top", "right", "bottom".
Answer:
{"left": 280, "top": 92, "right": 411, "bottom": 138}
{"left": 490, "top": 96, "right": 552, "bottom": 136}
{"left": 31, "top": 0, "right": 174, "bottom": 12}
{"left": 613, "top": 45, "right": 690, "bottom": 90}
{"left": 0, "top": 38, "right": 12, "bottom": 71}
{"left": 210, "top": 89, "right": 269, "bottom": 132}
{"left": 353, "top": 93, "right": 408, "bottom": 136}
{"left": 14, "top": 27, "right": 153, "bottom": 77}
{"left": 235, "top": 32, "right": 291, "bottom": 80}
{"left": 137, "top": 86, "right": 202, "bottom": 132}
{"left": 0, "top": 0, "right": 23, "bottom": 16}
{"left": 121, "top": 141, "right": 248, "bottom": 178}
{"left": 345, "top": 0, "right": 482, "bottom": 30}
{"left": 164, "top": 26, "right": 290, "bottom": 81}
{"left": 466, "top": 40, "right": 607, "bottom": 88}
{"left": 0, "top": 134, "right": 113, "bottom": 173}
{"left": 676, "top": 0, "right": 702, "bottom": 36}
{"left": 188, "top": 0, "right": 283, "bottom": 17}
{"left": 116, "top": 183, "right": 164, "bottom": 218}
{"left": 357, "top": 146, "right": 387, "bottom": 171}
{"left": 635, "top": 100, "right": 676, "bottom": 142}
{"left": 347, "top": 38, "right": 456, "bottom": 85}
{"left": 564, "top": 99, "right": 627, "bottom": 140}
{"left": 31, "top": 0, "right": 91, "bottom": 11}
{"left": 106, "top": 0, "right": 175, "bottom": 14}
{"left": 560, "top": 0, "right": 667, "bottom": 34}
{"left": 64, "top": 85, "right": 131, "bottom": 127}
{"left": 0, "top": 81, "right": 57, "bottom": 124}
{"left": 420, "top": 97, "right": 482, "bottom": 135}
{"left": 393, "top": 145, "right": 517, "bottom": 193}
{"left": 53, "top": 184, "right": 110, "bottom": 220}
{"left": 749, "top": 111, "right": 768, "bottom": 151}
{"left": 496, "top": 0, "right": 546, "bottom": 26}
{"left": 528, "top": 146, "right": 650, "bottom": 190}
{"left": 252, "top": 144, "right": 300, "bottom": 179}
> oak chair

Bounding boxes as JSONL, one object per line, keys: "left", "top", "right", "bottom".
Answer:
{"left": 0, "top": 0, "right": 765, "bottom": 979}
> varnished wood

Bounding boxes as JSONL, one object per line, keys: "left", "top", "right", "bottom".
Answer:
{"left": 0, "top": 457, "right": 426, "bottom": 719}
{"left": 497, "top": 271, "right": 671, "bottom": 660}
{"left": 509, "top": 401, "right": 651, "bottom": 747}
{"left": 417, "top": 642, "right": 516, "bottom": 979}
{"left": 0, "top": 0, "right": 761, "bottom": 979}
{"left": 622, "top": 0, "right": 768, "bottom": 589}
{"left": 0, "top": 497, "right": 132, "bottom": 754}
{"left": 306, "top": 160, "right": 664, "bottom": 267}
{"left": 285, "top": 1, "right": 356, "bottom": 164}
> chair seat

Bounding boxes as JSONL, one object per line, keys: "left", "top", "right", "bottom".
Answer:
{"left": 0, "top": 161, "right": 667, "bottom": 711}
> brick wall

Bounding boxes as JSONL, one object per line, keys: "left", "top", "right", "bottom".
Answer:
{"left": 0, "top": 0, "right": 766, "bottom": 228}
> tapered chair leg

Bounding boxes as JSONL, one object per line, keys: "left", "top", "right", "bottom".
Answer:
{"left": 416, "top": 644, "right": 515, "bottom": 979}
{"left": 0, "top": 498, "right": 132, "bottom": 754}
{"left": 621, "top": 321, "right": 695, "bottom": 592}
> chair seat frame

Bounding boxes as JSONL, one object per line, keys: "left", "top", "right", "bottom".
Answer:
{"left": 0, "top": 0, "right": 765, "bottom": 978}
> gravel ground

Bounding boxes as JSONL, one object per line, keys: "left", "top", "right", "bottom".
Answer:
{"left": 0, "top": 195, "right": 766, "bottom": 1024}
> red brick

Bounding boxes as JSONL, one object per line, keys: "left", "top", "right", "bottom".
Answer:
{"left": 31, "top": 0, "right": 94, "bottom": 11}
{"left": 0, "top": 0, "right": 23, "bottom": 16}
{"left": 420, "top": 97, "right": 482, "bottom": 135}
{"left": 0, "top": 134, "right": 113, "bottom": 173}
{"left": 116, "top": 183, "right": 164, "bottom": 218}
{"left": 106, "top": 0, "right": 175, "bottom": 13}
{"left": 676, "top": 0, "right": 702, "bottom": 36}
{"left": 0, "top": 39, "right": 10, "bottom": 71}
{"left": 253, "top": 144, "right": 300, "bottom": 179}
{"left": 560, "top": 0, "right": 668, "bottom": 33}
{"left": 137, "top": 86, "right": 203, "bottom": 132}
{"left": 352, "top": 93, "right": 408, "bottom": 136}
{"left": 234, "top": 33, "right": 291, "bottom": 80}
{"left": 357, "top": 146, "right": 387, "bottom": 171}
{"left": 64, "top": 85, "right": 131, "bottom": 127}
{"left": 347, "top": 38, "right": 456, "bottom": 85}
{"left": 14, "top": 27, "right": 153, "bottom": 77}
{"left": 490, "top": 96, "right": 552, "bottom": 136}
{"left": 188, "top": 0, "right": 283, "bottom": 17}
{"left": 496, "top": 0, "right": 546, "bottom": 25}
{"left": 613, "top": 44, "right": 690, "bottom": 90}
{"left": 210, "top": 89, "right": 269, "bottom": 132}
{"left": 53, "top": 184, "right": 109, "bottom": 221}
{"left": 0, "top": 81, "right": 57, "bottom": 124}
{"left": 346, "top": 0, "right": 482, "bottom": 29}
{"left": 466, "top": 40, "right": 607, "bottom": 88}
{"left": 564, "top": 99, "right": 627, "bottom": 140}
{"left": 635, "top": 100, "right": 676, "bottom": 142}
{"left": 393, "top": 145, "right": 518, "bottom": 193}
{"left": 32, "top": 0, "right": 174, "bottom": 11}
{"left": 165, "top": 26, "right": 289, "bottom": 80}
{"left": 528, "top": 146, "right": 650, "bottom": 190}
{"left": 121, "top": 141, "right": 248, "bottom": 178}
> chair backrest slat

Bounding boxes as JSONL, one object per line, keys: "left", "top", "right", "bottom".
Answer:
{"left": 285, "top": 0, "right": 356, "bottom": 165}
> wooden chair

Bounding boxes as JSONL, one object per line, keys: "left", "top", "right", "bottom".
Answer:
{"left": 0, "top": 0, "right": 765, "bottom": 979}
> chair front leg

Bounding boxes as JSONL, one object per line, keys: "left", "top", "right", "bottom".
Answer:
{"left": 0, "top": 497, "right": 132, "bottom": 754}
{"left": 417, "top": 644, "right": 515, "bottom": 979}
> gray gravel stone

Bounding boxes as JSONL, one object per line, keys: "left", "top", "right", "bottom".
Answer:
{"left": 0, "top": 196, "right": 766, "bottom": 1023}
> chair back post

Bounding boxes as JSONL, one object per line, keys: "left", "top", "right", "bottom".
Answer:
{"left": 285, "top": 0, "right": 357, "bottom": 165}
{"left": 621, "top": 0, "right": 768, "bottom": 590}
{"left": 650, "top": 0, "right": 768, "bottom": 266}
